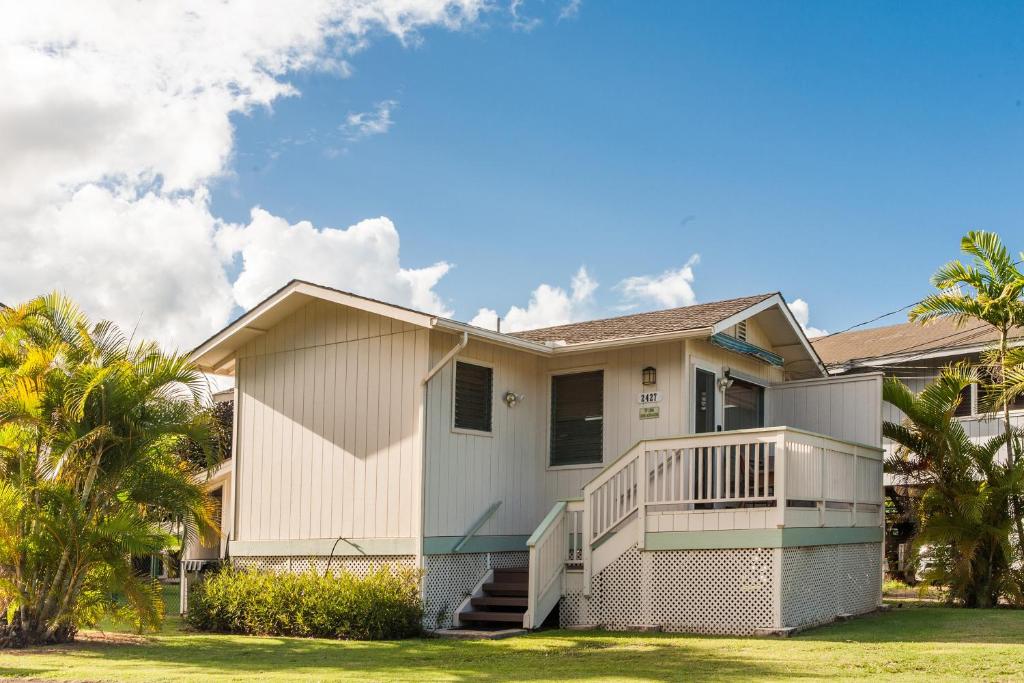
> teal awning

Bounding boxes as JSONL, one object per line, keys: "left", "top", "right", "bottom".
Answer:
{"left": 709, "top": 333, "right": 784, "bottom": 367}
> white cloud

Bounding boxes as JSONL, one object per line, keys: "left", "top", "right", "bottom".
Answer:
{"left": 510, "top": 0, "right": 542, "bottom": 32}
{"left": 0, "top": 0, "right": 486, "bottom": 348}
{"left": 219, "top": 209, "right": 452, "bottom": 316}
{"left": 469, "top": 266, "right": 596, "bottom": 332}
{"left": 342, "top": 99, "right": 398, "bottom": 140}
{"left": 558, "top": 0, "right": 582, "bottom": 21}
{"left": 617, "top": 255, "right": 700, "bottom": 309}
{"left": 789, "top": 298, "right": 829, "bottom": 338}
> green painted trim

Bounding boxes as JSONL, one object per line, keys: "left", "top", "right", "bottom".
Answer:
{"left": 645, "top": 526, "right": 883, "bottom": 551}
{"left": 527, "top": 501, "right": 567, "bottom": 547}
{"left": 423, "top": 535, "right": 530, "bottom": 554}
{"left": 230, "top": 537, "right": 417, "bottom": 557}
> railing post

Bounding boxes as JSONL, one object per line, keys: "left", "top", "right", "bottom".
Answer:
{"left": 774, "top": 432, "right": 787, "bottom": 528}
{"left": 582, "top": 489, "right": 593, "bottom": 596}
{"left": 637, "top": 448, "right": 647, "bottom": 550}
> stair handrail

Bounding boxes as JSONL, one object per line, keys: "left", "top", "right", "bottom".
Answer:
{"left": 453, "top": 501, "right": 502, "bottom": 553}
{"left": 524, "top": 500, "right": 568, "bottom": 629}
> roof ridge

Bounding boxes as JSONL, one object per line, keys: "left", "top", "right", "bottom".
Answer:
{"left": 508, "top": 292, "right": 779, "bottom": 337}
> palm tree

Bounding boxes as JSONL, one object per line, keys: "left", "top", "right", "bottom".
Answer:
{"left": 0, "top": 293, "right": 219, "bottom": 647}
{"left": 909, "top": 230, "right": 1024, "bottom": 551}
{"left": 884, "top": 366, "right": 1022, "bottom": 607}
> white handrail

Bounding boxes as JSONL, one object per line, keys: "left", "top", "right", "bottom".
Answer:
{"left": 525, "top": 501, "right": 569, "bottom": 629}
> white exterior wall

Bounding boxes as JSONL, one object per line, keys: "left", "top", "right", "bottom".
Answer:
{"left": 232, "top": 299, "right": 429, "bottom": 544}
{"left": 767, "top": 374, "right": 883, "bottom": 447}
{"left": 423, "top": 316, "right": 788, "bottom": 539}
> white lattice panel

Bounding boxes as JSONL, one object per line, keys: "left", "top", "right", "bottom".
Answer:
{"left": 588, "top": 545, "right": 645, "bottom": 628}
{"left": 781, "top": 546, "right": 838, "bottom": 628}
{"left": 559, "top": 591, "right": 583, "bottom": 628}
{"left": 781, "top": 542, "right": 881, "bottom": 628}
{"left": 232, "top": 555, "right": 415, "bottom": 577}
{"left": 421, "top": 551, "right": 527, "bottom": 630}
{"left": 838, "top": 543, "right": 882, "bottom": 616}
{"left": 649, "top": 548, "right": 775, "bottom": 635}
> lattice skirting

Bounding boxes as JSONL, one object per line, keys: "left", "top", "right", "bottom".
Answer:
{"left": 781, "top": 542, "right": 882, "bottom": 629}
{"left": 232, "top": 555, "right": 417, "bottom": 577}
{"left": 562, "top": 545, "right": 776, "bottom": 635}
{"left": 422, "top": 551, "right": 529, "bottom": 630}
{"left": 560, "top": 543, "right": 881, "bottom": 635}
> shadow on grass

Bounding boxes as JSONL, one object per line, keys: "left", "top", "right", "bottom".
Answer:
{"left": 2, "top": 630, "right": 801, "bottom": 682}
{"left": 792, "top": 604, "right": 1024, "bottom": 645}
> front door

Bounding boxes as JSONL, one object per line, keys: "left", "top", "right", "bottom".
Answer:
{"left": 694, "top": 368, "right": 717, "bottom": 433}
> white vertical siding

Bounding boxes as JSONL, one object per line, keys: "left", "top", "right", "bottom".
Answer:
{"left": 766, "top": 374, "right": 883, "bottom": 447}
{"left": 234, "top": 299, "right": 427, "bottom": 542}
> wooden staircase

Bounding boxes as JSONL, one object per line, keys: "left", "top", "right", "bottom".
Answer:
{"left": 458, "top": 568, "right": 529, "bottom": 626}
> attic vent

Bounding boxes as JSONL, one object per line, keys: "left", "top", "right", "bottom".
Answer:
{"left": 736, "top": 320, "right": 748, "bottom": 342}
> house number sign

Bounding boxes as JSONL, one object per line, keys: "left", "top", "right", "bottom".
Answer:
{"left": 638, "top": 391, "right": 661, "bottom": 405}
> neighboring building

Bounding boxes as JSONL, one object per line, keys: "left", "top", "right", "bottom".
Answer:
{"left": 184, "top": 280, "right": 885, "bottom": 635}
{"left": 812, "top": 318, "right": 1024, "bottom": 577}
{"left": 812, "top": 318, "right": 1024, "bottom": 456}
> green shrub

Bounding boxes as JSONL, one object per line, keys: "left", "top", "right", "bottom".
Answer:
{"left": 186, "top": 566, "right": 423, "bottom": 639}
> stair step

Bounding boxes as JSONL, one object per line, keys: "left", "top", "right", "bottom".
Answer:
{"left": 493, "top": 567, "right": 528, "bottom": 582}
{"left": 471, "top": 596, "right": 528, "bottom": 609}
{"left": 482, "top": 582, "right": 528, "bottom": 597}
{"left": 461, "top": 610, "right": 527, "bottom": 624}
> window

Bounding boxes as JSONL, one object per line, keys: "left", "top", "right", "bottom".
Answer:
{"left": 723, "top": 378, "right": 765, "bottom": 431}
{"left": 550, "top": 370, "right": 603, "bottom": 466}
{"left": 953, "top": 383, "right": 973, "bottom": 417}
{"left": 453, "top": 361, "right": 492, "bottom": 433}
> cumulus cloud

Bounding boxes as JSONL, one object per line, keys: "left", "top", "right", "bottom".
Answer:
{"left": 469, "top": 266, "right": 597, "bottom": 332}
{"left": 558, "top": 0, "right": 582, "bottom": 21}
{"left": 218, "top": 209, "right": 452, "bottom": 316}
{"left": 789, "top": 298, "right": 828, "bottom": 338}
{"left": 342, "top": 99, "right": 398, "bottom": 140}
{"left": 617, "top": 255, "right": 700, "bottom": 309}
{"left": 0, "top": 0, "right": 486, "bottom": 348}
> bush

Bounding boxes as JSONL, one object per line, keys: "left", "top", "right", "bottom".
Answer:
{"left": 186, "top": 566, "right": 423, "bottom": 639}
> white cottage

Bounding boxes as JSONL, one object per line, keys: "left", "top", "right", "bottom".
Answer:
{"left": 185, "top": 280, "right": 884, "bottom": 635}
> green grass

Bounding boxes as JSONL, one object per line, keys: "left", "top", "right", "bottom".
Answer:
{"left": 1, "top": 601, "right": 1023, "bottom": 682}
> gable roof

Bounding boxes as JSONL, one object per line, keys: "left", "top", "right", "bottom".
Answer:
{"left": 812, "top": 317, "right": 1024, "bottom": 370}
{"left": 511, "top": 293, "right": 776, "bottom": 345}
{"left": 192, "top": 281, "right": 824, "bottom": 377}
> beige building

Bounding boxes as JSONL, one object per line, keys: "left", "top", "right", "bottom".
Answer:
{"left": 184, "top": 280, "right": 885, "bottom": 635}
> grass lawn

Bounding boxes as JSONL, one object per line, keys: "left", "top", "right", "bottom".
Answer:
{"left": 1, "top": 593, "right": 1023, "bottom": 682}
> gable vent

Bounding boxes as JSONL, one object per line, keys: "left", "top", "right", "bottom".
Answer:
{"left": 736, "top": 320, "right": 748, "bottom": 342}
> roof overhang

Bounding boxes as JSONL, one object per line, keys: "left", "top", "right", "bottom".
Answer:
{"left": 192, "top": 283, "right": 827, "bottom": 378}
{"left": 191, "top": 280, "right": 436, "bottom": 374}
{"left": 710, "top": 293, "right": 827, "bottom": 379}
{"left": 827, "top": 336, "right": 1024, "bottom": 374}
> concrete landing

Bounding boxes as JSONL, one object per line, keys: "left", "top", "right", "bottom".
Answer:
{"left": 430, "top": 628, "right": 528, "bottom": 640}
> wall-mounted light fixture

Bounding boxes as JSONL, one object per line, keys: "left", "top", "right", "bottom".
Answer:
{"left": 717, "top": 367, "right": 734, "bottom": 392}
{"left": 504, "top": 391, "right": 524, "bottom": 407}
{"left": 642, "top": 366, "right": 657, "bottom": 386}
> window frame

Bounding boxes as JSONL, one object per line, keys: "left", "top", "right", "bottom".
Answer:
{"left": 451, "top": 358, "right": 495, "bottom": 437}
{"left": 547, "top": 366, "right": 606, "bottom": 470}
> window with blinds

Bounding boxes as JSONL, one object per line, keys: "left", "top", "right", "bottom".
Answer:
{"left": 453, "top": 361, "right": 493, "bottom": 433}
{"left": 550, "top": 370, "right": 604, "bottom": 466}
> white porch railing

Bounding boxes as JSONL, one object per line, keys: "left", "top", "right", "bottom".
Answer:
{"left": 525, "top": 501, "right": 568, "bottom": 629}
{"left": 578, "top": 426, "right": 883, "bottom": 593}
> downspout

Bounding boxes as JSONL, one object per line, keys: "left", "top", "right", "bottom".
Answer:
{"left": 418, "top": 331, "right": 468, "bottom": 618}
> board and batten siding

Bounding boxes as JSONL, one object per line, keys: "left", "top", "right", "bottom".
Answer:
{"left": 766, "top": 373, "right": 883, "bottom": 447}
{"left": 233, "top": 299, "right": 428, "bottom": 544}
{"left": 425, "top": 334, "right": 701, "bottom": 538}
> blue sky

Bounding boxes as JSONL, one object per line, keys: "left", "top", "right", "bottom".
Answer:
{"left": 5, "top": 1, "right": 1022, "bottom": 348}
{"left": 209, "top": 1, "right": 1024, "bottom": 334}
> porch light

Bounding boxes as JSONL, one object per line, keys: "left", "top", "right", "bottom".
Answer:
{"left": 642, "top": 366, "right": 657, "bottom": 386}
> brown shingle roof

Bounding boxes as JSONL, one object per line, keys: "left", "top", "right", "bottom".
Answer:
{"left": 509, "top": 293, "right": 777, "bottom": 345}
{"left": 811, "top": 317, "right": 1023, "bottom": 368}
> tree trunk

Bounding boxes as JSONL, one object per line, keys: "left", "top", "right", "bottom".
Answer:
{"left": 999, "top": 328, "right": 1024, "bottom": 558}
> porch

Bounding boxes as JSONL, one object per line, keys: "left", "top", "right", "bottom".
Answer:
{"left": 454, "top": 426, "right": 884, "bottom": 632}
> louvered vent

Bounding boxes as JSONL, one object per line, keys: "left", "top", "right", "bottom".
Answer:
{"left": 736, "top": 320, "right": 748, "bottom": 342}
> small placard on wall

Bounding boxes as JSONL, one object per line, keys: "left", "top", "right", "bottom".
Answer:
{"left": 639, "top": 406, "right": 660, "bottom": 420}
